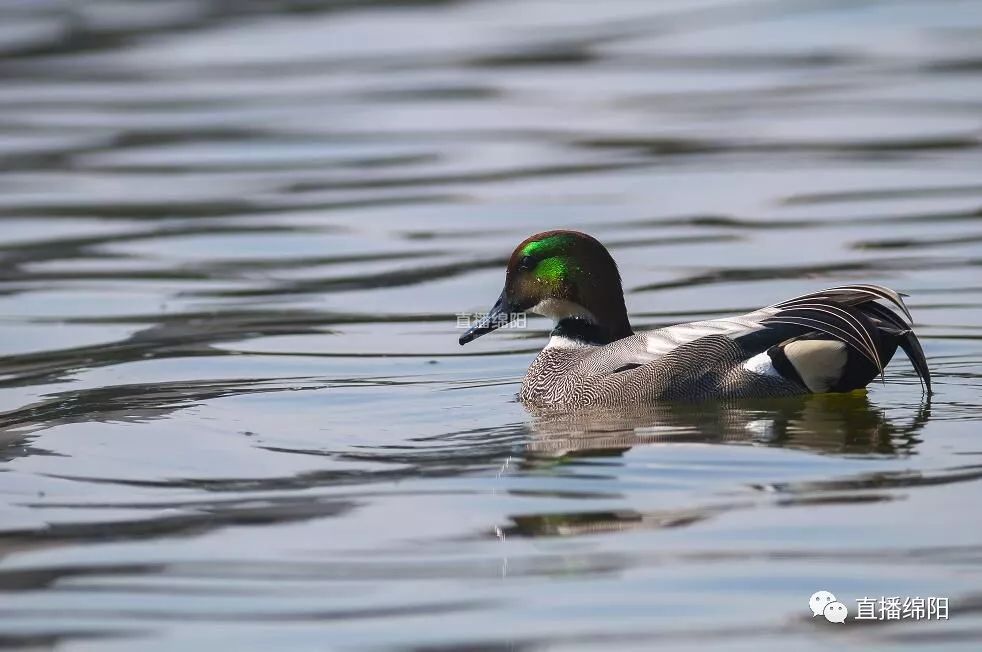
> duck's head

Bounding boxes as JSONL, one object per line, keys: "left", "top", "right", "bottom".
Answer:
{"left": 459, "top": 230, "right": 633, "bottom": 346}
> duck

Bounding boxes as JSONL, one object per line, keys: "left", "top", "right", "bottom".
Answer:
{"left": 458, "top": 230, "right": 931, "bottom": 407}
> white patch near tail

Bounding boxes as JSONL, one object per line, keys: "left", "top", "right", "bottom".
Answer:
{"left": 743, "top": 351, "right": 781, "bottom": 378}
{"left": 783, "top": 340, "right": 848, "bottom": 393}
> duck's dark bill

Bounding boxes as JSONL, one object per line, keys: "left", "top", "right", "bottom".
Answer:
{"left": 459, "top": 290, "right": 516, "bottom": 345}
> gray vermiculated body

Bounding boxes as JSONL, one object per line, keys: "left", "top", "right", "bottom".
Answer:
{"left": 520, "top": 312, "right": 805, "bottom": 407}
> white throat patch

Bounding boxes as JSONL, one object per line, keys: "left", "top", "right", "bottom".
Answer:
{"left": 530, "top": 298, "right": 595, "bottom": 322}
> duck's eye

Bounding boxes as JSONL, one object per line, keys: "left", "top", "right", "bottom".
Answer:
{"left": 518, "top": 255, "right": 535, "bottom": 271}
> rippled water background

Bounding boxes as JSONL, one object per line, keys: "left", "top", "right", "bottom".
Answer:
{"left": 2, "top": 0, "right": 982, "bottom": 649}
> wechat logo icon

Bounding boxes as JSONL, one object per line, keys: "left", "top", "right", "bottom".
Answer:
{"left": 809, "top": 590, "right": 848, "bottom": 623}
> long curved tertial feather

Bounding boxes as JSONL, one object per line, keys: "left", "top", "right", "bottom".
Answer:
{"left": 761, "top": 301, "right": 884, "bottom": 373}
{"left": 898, "top": 330, "right": 932, "bottom": 394}
{"left": 764, "top": 286, "right": 931, "bottom": 394}
{"left": 773, "top": 284, "right": 913, "bottom": 323}
{"left": 861, "top": 301, "right": 912, "bottom": 332}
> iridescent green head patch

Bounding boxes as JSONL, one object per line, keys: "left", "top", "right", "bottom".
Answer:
{"left": 516, "top": 234, "right": 585, "bottom": 289}
{"left": 535, "top": 257, "right": 568, "bottom": 283}
{"left": 520, "top": 234, "right": 576, "bottom": 259}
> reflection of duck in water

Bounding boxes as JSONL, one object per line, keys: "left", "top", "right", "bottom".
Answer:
{"left": 523, "top": 392, "right": 929, "bottom": 458}
{"left": 500, "top": 394, "right": 931, "bottom": 539}
{"left": 460, "top": 230, "right": 931, "bottom": 406}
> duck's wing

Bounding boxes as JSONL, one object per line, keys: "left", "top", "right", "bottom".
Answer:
{"left": 639, "top": 311, "right": 771, "bottom": 358}
{"left": 593, "top": 284, "right": 931, "bottom": 394}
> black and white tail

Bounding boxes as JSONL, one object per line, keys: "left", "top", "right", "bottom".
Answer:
{"left": 759, "top": 284, "right": 931, "bottom": 395}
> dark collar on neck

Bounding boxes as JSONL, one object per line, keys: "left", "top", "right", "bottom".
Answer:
{"left": 553, "top": 318, "right": 613, "bottom": 345}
